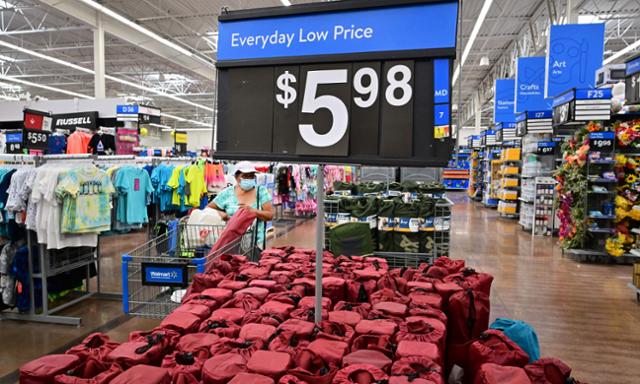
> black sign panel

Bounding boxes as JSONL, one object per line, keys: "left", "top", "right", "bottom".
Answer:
{"left": 552, "top": 102, "right": 573, "bottom": 127}
{"left": 627, "top": 72, "right": 640, "bottom": 106}
{"left": 536, "top": 141, "right": 556, "bottom": 155}
{"left": 52, "top": 111, "right": 98, "bottom": 131}
{"left": 589, "top": 132, "right": 614, "bottom": 153}
{"left": 23, "top": 128, "right": 50, "bottom": 150}
{"left": 515, "top": 121, "right": 527, "bottom": 137}
{"left": 5, "top": 129, "right": 23, "bottom": 154}
{"left": 495, "top": 129, "right": 503, "bottom": 142}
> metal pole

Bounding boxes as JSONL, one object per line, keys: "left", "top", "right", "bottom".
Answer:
{"left": 314, "top": 164, "right": 325, "bottom": 324}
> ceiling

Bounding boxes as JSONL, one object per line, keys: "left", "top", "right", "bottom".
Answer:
{"left": 0, "top": 0, "right": 638, "bottom": 132}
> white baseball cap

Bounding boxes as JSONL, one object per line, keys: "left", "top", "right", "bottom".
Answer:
{"left": 234, "top": 161, "right": 257, "bottom": 175}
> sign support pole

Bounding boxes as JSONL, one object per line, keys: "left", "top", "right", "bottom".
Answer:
{"left": 314, "top": 164, "right": 325, "bottom": 324}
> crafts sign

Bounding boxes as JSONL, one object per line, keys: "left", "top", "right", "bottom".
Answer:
{"left": 214, "top": 0, "right": 459, "bottom": 167}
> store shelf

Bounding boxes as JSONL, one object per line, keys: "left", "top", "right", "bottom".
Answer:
{"left": 631, "top": 228, "right": 640, "bottom": 235}
{"left": 588, "top": 215, "right": 616, "bottom": 220}
{"left": 519, "top": 197, "right": 533, "bottom": 203}
{"left": 629, "top": 249, "right": 640, "bottom": 258}
{"left": 589, "top": 159, "right": 616, "bottom": 164}
{"left": 587, "top": 227, "right": 615, "bottom": 234}
{"left": 587, "top": 190, "right": 616, "bottom": 195}
{"left": 588, "top": 178, "right": 617, "bottom": 183}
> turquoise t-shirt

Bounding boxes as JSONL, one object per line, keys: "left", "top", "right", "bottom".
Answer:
{"left": 213, "top": 185, "right": 272, "bottom": 247}
{"left": 115, "top": 166, "right": 154, "bottom": 225}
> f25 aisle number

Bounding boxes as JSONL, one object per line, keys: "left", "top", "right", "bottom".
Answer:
{"left": 276, "top": 65, "right": 413, "bottom": 148}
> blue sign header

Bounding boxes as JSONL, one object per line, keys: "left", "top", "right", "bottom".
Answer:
{"left": 515, "top": 57, "right": 552, "bottom": 113}
{"left": 545, "top": 23, "right": 605, "bottom": 98}
{"left": 589, "top": 131, "right": 615, "bottom": 140}
{"left": 217, "top": 1, "right": 459, "bottom": 63}
{"left": 117, "top": 105, "right": 139, "bottom": 114}
{"left": 5, "top": 131, "right": 22, "bottom": 143}
{"left": 496, "top": 122, "right": 517, "bottom": 129}
{"left": 434, "top": 59, "right": 450, "bottom": 104}
{"left": 575, "top": 88, "right": 612, "bottom": 100}
{"left": 627, "top": 55, "right": 640, "bottom": 76}
{"left": 515, "top": 113, "right": 527, "bottom": 122}
{"left": 526, "top": 110, "right": 553, "bottom": 119}
{"left": 538, "top": 141, "right": 556, "bottom": 148}
{"left": 494, "top": 78, "right": 516, "bottom": 124}
{"left": 552, "top": 89, "right": 575, "bottom": 107}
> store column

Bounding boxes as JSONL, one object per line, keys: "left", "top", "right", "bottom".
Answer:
{"left": 93, "top": 12, "right": 106, "bottom": 99}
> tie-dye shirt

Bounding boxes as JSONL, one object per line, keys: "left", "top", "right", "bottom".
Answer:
{"left": 55, "top": 166, "right": 115, "bottom": 234}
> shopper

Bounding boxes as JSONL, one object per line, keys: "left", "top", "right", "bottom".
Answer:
{"left": 208, "top": 161, "right": 274, "bottom": 249}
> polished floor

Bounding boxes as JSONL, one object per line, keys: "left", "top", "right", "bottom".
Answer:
{"left": 1, "top": 194, "right": 639, "bottom": 383}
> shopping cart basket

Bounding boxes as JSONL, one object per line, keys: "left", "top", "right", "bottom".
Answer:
{"left": 121, "top": 218, "right": 256, "bottom": 318}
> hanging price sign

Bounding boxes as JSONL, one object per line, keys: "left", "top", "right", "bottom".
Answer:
{"left": 626, "top": 55, "right": 640, "bottom": 105}
{"left": 589, "top": 131, "right": 614, "bottom": 153}
{"left": 5, "top": 130, "right": 23, "bottom": 154}
{"left": 214, "top": 0, "right": 459, "bottom": 167}
{"left": 536, "top": 141, "right": 556, "bottom": 155}
{"left": 23, "top": 128, "right": 50, "bottom": 150}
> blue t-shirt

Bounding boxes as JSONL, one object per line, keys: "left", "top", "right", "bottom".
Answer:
{"left": 213, "top": 185, "right": 272, "bottom": 247}
{"left": 47, "top": 135, "right": 66, "bottom": 154}
{"left": 151, "top": 165, "right": 176, "bottom": 212}
{"left": 114, "top": 166, "right": 154, "bottom": 225}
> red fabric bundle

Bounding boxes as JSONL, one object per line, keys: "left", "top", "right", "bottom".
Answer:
{"left": 342, "top": 350, "right": 392, "bottom": 371}
{"left": 433, "top": 257, "right": 465, "bottom": 274}
{"left": 161, "top": 351, "right": 205, "bottom": 380}
{"left": 173, "top": 303, "right": 212, "bottom": 319}
{"left": 198, "top": 318, "right": 241, "bottom": 338}
{"left": 53, "top": 361, "right": 122, "bottom": 384}
{"left": 278, "top": 319, "right": 317, "bottom": 338}
{"left": 468, "top": 330, "right": 530, "bottom": 372}
{"left": 20, "top": 354, "right": 82, "bottom": 384}
{"left": 208, "top": 307, "right": 246, "bottom": 324}
{"left": 206, "top": 208, "right": 257, "bottom": 273}
{"left": 395, "top": 316, "right": 447, "bottom": 350}
{"left": 247, "top": 350, "right": 292, "bottom": 378}
{"left": 443, "top": 268, "right": 494, "bottom": 296}
{"left": 524, "top": 358, "right": 574, "bottom": 384}
{"left": 355, "top": 319, "right": 398, "bottom": 336}
{"left": 390, "top": 356, "right": 444, "bottom": 384}
{"left": 328, "top": 310, "right": 362, "bottom": 327}
{"left": 159, "top": 311, "right": 202, "bottom": 334}
{"left": 209, "top": 338, "right": 263, "bottom": 361}
{"left": 240, "top": 323, "right": 277, "bottom": 341}
{"left": 474, "top": 363, "right": 532, "bottom": 384}
{"left": 65, "top": 333, "right": 120, "bottom": 362}
{"left": 447, "top": 289, "right": 490, "bottom": 344}
{"left": 176, "top": 333, "right": 220, "bottom": 359}
{"left": 110, "top": 365, "right": 170, "bottom": 384}
{"left": 229, "top": 372, "right": 275, "bottom": 384}
{"left": 332, "top": 364, "right": 389, "bottom": 384}
{"left": 202, "top": 353, "right": 247, "bottom": 384}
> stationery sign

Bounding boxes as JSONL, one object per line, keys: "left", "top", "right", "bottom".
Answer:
{"left": 515, "top": 57, "right": 551, "bottom": 113}
{"left": 494, "top": 79, "right": 516, "bottom": 124}
{"left": 545, "top": 23, "right": 605, "bottom": 98}
{"left": 215, "top": 0, "right": 459, "bottom": 167}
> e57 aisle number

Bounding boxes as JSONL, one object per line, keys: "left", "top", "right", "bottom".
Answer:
{"left": 276, "top": 65, "right": 413, "bottom": 148}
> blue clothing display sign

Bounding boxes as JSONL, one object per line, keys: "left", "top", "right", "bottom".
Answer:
{"left": 434, "top": 59, "right": 451, "bottom": 104}
{"left": 515, "top": 57, "right": 552, "bottom": 113}
{"left": 494, "top": 79, "right": 516, "bottom": 124}
{"left": 545, "top": 23, "right": 605, "bottom": 98}
{"left": 217, "top": 1, "right": 459, "bottom": 63}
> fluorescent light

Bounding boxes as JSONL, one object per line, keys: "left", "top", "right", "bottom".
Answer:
{"left": 0, "top": 75, "right": 93, "bottom": 99}
{"left": 281, "top": 0, "right": 292, "bottom": 6}
{"left": 78, "top": 0, "right": 192, "bottom": 57}
{"left": 161, "top": 113, "right": 211, "bottom": 127}
{"left": 0, "top": 94, "right": 18, "bottom": 101}
{"left": 150, "top": 123, "right": 172, "bottom": 130}
{"left": 0, "top": 39, "right": 214, "bottom": 112}
{"left": 452, "top": 0, "right": 494, "bottom": 85}
{"left": 0, "top": 54, "right": 15, "bottom": 62}
{"left": 604, "top": 39, "right": 640, "bottom": 64}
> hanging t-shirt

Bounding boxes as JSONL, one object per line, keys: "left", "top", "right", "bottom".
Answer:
{"left": 55, "top": 166, "right": 115, "bottom": 234}
{"left": 167, "top": 165, "right": 188, "bottom": 211}
{"left": 47, "top": 135, "right": 66, "bottom": 154}
{"left": 66, "top": 131, "right": 92, "bottom": 154}
{"left": 88, "top": 133, "right": 116, "bottom": 155}
{"left": 114, "top": 166, "right": 154, "bottom": 225}
{"left": 151, "top": 164, "right": 176, "bottom": 212}
{"left": 185, "top": 164, "right": 206, "bottom": 207}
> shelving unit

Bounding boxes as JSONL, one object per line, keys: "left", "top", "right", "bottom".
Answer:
{"left": 467, "top": 138, "right": 483, "bottom": 200}
{"left": 481, "top": 129, "right": 501, "bottom": 208}
{"left": 497, "top": 145, "right": 521, "bottom": 218}
{"left": 443, "top": 147, "right": 472, "bottom": 190}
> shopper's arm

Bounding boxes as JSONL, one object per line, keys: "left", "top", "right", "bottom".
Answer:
{"left": 208, "top": 201, "right": 230, "bottom": 221}
{"left": 255, "top": 201, "right": 274, "bottom": 221}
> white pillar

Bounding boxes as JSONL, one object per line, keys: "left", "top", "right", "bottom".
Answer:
{"left": 566, "top": 0, "right": 578, "bottom": 24}
{"left": 94, "top": 12, "right": 106, "bottom": 99}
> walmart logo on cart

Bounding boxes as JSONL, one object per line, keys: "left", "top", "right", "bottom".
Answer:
{"left": 231, "top": 25, "right": 374, "bottom": 49}
{"left": 150, "top": 271, "right": 179, "bottom": 279}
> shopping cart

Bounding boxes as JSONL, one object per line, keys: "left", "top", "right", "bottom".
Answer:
{"left": 121, "top": 218, "right": 255, "bottom": 318}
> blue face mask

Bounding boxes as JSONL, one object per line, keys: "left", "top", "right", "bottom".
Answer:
{"left": 239, "top": 179, "right": 256, "bottom": 191}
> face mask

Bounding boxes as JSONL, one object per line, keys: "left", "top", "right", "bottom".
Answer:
{"left": 239, "top": 179, "right": 256, "bottom": 191}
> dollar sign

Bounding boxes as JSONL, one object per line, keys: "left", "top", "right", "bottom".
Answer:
{"left": 276, "top": 71, "right": 297, "bottom": 109}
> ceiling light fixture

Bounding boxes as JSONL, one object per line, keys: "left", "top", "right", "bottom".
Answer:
{"left": 0, "top": 39, "right": 214, "bottom": 112}
{"left": 150, "top": 123, "right": 172, "bottom": 130}
{"left": 281, "top": 0, "right": 292, "bottom": 6}
{"left": 0, "top": 54, "right": 16, "bottom": 62}
{"left": 161, "top": 112, "right": 211, "bottom": 127}
{"left": 604, "top": 39, "right": 640, "bottom": 65}
{"left": 0, "top": 94, "right": 18, "bottom": 101}
{"left": 0, "top": 75, "right": 93, "bottom": 99}
{"left": 452, "top": 0, "right": 494, "bottom": 85}
{"left": 77, "top": 0, "right": 193, "bottom": 57}
{"left": 479, "top": 56, "right": 490, "bottom": 66}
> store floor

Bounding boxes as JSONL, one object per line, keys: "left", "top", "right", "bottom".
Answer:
{"left": 1, "top": 195, "right": 639, "bottom": 383}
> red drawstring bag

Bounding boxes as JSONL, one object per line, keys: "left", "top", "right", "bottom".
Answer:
{"left": 285, "top": 367, "right": 337, "bottom": 384}
{"left": 172, "top": 372, "right": 200, "bottom": 384}
{"left": 209, "top": 254, "right": 248, "bottom": 275}
{"left": 173, "top": 303, "right": 212, "bottom": 319}
{"left": 238, "top": 265, "right": 271, "bottom": 280}
{"left": 198, "top": 318, "right": 241, "bottom": 338}
{"left": 278, "top": 374, "right": 309, "bottom": 383}
{"left": 396, "top": 341, "right": 441, "bottom": 365}
{"left": 159, "top": 311, "right": 202, "bottom": 334}
{"left": 469, "top": 330, "right": 530, "bottom": 372}
{"left": 355, "top": 319, "right": 398, "bottom": 336}
{"left": 290, "top": 307, "right": 328, "bottom": 322}
{"left": 53, "top": 361, "right": 122, "bottom": 384}
{"left": 278, "top": 319, "right": 317, "bottom": 338}
{"left": 370, "top": 288, "right": 410, "bottom": 305}
{"left": 247, "top": 350, "right": 292, "bottom": 378}
{"left": 250, "top": 279, "right": 280, "bottom": 292}
{"left": 262, "top": 248, "right": 290, "bottom": 258}
{"left": 200, "top": 288, "right": 233, "bottom": 303}
{"left": 108, "top": 329, "right": 179, "bottom": 369}
{"left": 333, "top": 364, "right": 389, "bottom": 384}
{"left": 218, "top": 279, "right": 249, "bottom": 291}
{"left": 208, "top": 307, "right": 247, "bottom": 324}
{"left": 260, "top": 300, "right": 296, "bottom": 319}
{"left": 418, "top": 264, "right": 449, "bottom": 280}
{"left": 524, "top": 358, "right": 574, "bottom": 384}
{"left": 433, "top": 282, "right": 463, "bottom": 305}
{"left": 322, "top": 277, "right": 346, "bottom": 302}
{"left": 270, "top": 270, "right": 295, "bottom": 284}
{"left": 161, "top": 351, "right": 205, "bottom": 380}
{"left": 240, "top": 323, "right": 277, "bottom": 342}
{"left": 209, "top": 338, "right": 264, "bottom": 361}
{"left": 222, "top": 294, "right": 263, "bottom": 311}
{"left": 236, "top": 287, "right": 271, "bottom": 302}
{"left": 291, "top": 278, "right": 316, "bottom": 297}
{"left": 182, "top": 293, "right": 219, "bottom": 310}
{"left": 110, "top": 365, "right": 170, "bottom": 384}
{"left": 305, "top": 339, "right": 349, "bottom": 366}
{"left": 474, "top": 363, "right": 531, "bottom": 384}
{"left": 408, "top": 292, "right": 443, "bottom": 310}
{"left": 447, "top": 289, "right": 490, "bottom": 345}
{"left": 65, "top": 333, "right": 120, "bottom": 361}
{"left": 443, "top": 268, "right": 493, "bottom": 296}
{"left": 202, "top": 353, "right": 247, "bottom": 384}
{"left": 350, "top": 335, "right": 395, "bottom": 357}
{"left": 229, "top": 372, "right": 275, "bottom": 384}
{"left": 298, "top": 296, "right": 331, "bottom": 310}
{"left": 433, "top": 257, "right": 465, "bottom": 274}
{"left": 313, "top": 321, "right": 355, "bottom": 344}
{"left": 377, "top": 273, "right": 407, "bottom": 294}
{"left": 243, "top": 309, "right": 286, "bottom": 327}
{"left": 388, "top": 377, "right": 438, "bottom": 384}
{"left": 342, "top": 350, "right": 392, "bottom": 371}
{"left": 264, "top": 329, "right": 310, "bottom": 356}
{"left": 185, "top": 272, "right": 223, "bottom": 296}
{"left": 345, "top": 280, "right": 377, "bottom": 303}
{"left": 373, "top": 301, "right": 408, "bottom": 317}
{"left": 328, "top": 310, "right": 362, "bottom": 327}
{"left": 176, "top": 333, "right": 220, "bottom": 359}
{"left": 206, "top": 208, "right": 257, "bottom": 273}
{"left": 20, "top": 354, "right": 82, "bottom": 384}
{"left": 406, "top": 281, "right": 434, "bottom": 293}
{"left": 333, "top": 301, "right": 371, "bottom": 318}
{"left": 395, "top": 316, "right": 447, "bottom": 351}
{"left": 407, "top": 307, "right": 448, "bottom": 324}
{"left": 266, "top": 291, "right": 303, "bottom": 306}
{"left": 390, "top": 356, "right": 444, "bottom": 384}
{"left": 291, "top": 346, "right": 339, "bottom": 384}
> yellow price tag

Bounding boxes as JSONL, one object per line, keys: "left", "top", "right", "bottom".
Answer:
{"left": 434, "top": 125, "right": 450, "bottom": 139}
{"left": 175, "top": 132, "right": 188, "bottom": 144}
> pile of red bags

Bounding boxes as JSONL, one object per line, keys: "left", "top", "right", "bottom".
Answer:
{"left": 20, "top": 247, "right": 584, "bottom": 384}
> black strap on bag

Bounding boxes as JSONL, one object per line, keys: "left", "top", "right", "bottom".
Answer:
{"left": 175, "top": 352, "right": 196, "bottom": 366}
{"left": 466, "top": 288, "right": 477, "bottom": 337}
{"left": 262, "top": 329, "right": 284, "bottom": 350}
{"left": 135, "top": 333, "right": 164, "bottom": 355}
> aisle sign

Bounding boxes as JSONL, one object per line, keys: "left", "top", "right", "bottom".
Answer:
{"left": 515, "top": 57, "right": 552, "bottom": 113}
{"left": 175, "top": 130, "right": 187, "bottom": 155}
{"left": 545, "top": 23, "right": 605, "bottom": 98}
{"left": 589, "top": 131, "right": 614, "bottom": 153}
{"left": 536, "top": 141, "right": 556, "bottom": 155}
{"left": 214, "top": 0, "right": 459, "bottom": 167}
{"left": 626, "top": 54, "right": 640, "bottom": 106}
{"left": 494, "top": 79, "right": 516, "bottom": 124}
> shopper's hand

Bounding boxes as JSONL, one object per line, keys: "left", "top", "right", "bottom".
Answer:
{"left": 238, "top": 203, "right": 256, "bottom": 214}
{"left": 219, "top": 211, "right": 230, "bottom": 221}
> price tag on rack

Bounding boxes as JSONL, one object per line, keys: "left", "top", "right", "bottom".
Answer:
{"left": 5, "top": 130, "right": 23, "bottom": 154}
{"left": 536, "top": 141, "right": 556, "bottom": 155}
{"left": 23, "top": 128, "right": 50, "bottom": 150}
{"left": 589, "top": 131, "right": 614, "bottom": 153}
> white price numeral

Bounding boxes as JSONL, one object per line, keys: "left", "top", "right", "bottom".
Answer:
{"left": 353, "top": 67, "right": 379, "bottom": 108}
{"left": 385, "top": 65, "right": 413, "bottom": 107}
